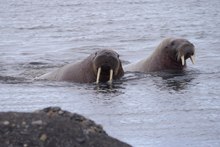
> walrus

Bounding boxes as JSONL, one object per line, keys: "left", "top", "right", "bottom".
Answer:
{"left": 38, "top": 49, "right": 124, "bottom": 83}
{"left": 124, "top": 37, "right": 195, "bottom": 72}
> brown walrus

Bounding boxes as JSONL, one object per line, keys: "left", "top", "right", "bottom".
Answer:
{"left": 38, "top": 49, "right": 124, "bottom": 83}
{"left": 124, "top": 37, "right": 195, "bottom": 72}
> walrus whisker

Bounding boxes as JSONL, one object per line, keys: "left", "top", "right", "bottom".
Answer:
{"left": 181, "top": 55, "right": 185, "bottom": 66}
{"left": 190, "top": 55, "right": 195, "bottom": 64}
{"left": 96, "top": 67, "right": 101, "bottom": 84}
{"left": 108, "top": 69, "right": 113, "bottom": 84}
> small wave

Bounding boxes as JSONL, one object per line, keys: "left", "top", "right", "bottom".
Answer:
{"left": 123, "top": 71, "right": 150, "bottom": 81}
{"left": 17, "top": 25, "right": 57, "bottom": 31}
{"left": 22, "top": 61, "right": 63, "bottom": 69}
{"left": 0, "top": 75, "right": 29, "bottom": 84}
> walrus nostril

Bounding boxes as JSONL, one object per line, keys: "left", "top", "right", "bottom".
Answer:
{"left": 104, "top": 60, "right": 109, "bottom": 64}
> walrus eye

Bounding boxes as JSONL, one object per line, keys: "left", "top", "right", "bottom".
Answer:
{"left": 171, "top": 41, "right": 175, "bottom": 46}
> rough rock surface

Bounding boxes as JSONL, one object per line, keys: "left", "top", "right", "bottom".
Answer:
{"left": 0, "top": 107, "right": 131, "bottom": 147}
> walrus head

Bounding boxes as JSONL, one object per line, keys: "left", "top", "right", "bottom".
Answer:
{"left": 160, "top": 38, "right": 195, "bottom": 70}
{"left": 92, "top": 49, "right": 124, "bottom": 84}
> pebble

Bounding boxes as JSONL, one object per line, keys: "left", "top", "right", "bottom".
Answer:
{"left": 3, "top": 121, "right": 10, "bottom": 125}
{"left": 31, "top": 120, "right": 43, "bottom": 125}
{"left": 40, "top": 134, "right": 47, "bottom": 141}
{"left": 58, "top": 110, "right": 64, "bottom": 115}
{"left": 22, "top": 121, "right": 26, "bottom": 125}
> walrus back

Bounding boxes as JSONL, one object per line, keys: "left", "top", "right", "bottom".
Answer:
{"left": 36, "top": 62, "right": 77, "bottom": 80}
{"left": 37, "top": 57, "right": 95, "bottom": 83}
{"left": 37, "top": 71, "right": 58, "bottom": 80}
{"left": 124, "top": 58, "right": 151, "bottom": 72}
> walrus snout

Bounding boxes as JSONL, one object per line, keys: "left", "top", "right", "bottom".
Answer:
{"left": 95, "top": 54, "right": 119, "bottom": 68}
{"left": 100, "top": 64, "right": 112, "bottom": 74}
{"left": 95, "top": 59, "right": 120, "bottom": 84}
{"left": 175, "top": 40, "right": 195, "bottom": 66}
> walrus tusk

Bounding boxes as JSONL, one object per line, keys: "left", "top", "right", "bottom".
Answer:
{"left": 108, "top": 69, "right": 113, "bottom": 84}
{"left": 190, "top": 55, "right": 195, "bottom": 64}
{"left": 181, "top": 55, "right": 185, "bottom": 66}
{"left": 96, "top": 67, "right": 101, "bottom": 84}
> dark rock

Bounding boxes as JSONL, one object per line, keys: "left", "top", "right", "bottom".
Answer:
{"left": 0, "top": 107, "right": 131, "bottom": 147}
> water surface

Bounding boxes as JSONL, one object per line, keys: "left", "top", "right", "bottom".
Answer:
{"left": 1, "top": 0, "right": 220, "bottom": 146}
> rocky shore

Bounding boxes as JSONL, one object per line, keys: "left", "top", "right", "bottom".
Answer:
{"left": 0, "top": 107, "right": 131, "bottom": 147}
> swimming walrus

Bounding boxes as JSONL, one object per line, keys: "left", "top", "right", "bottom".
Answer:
{"left": 124, "top": 37, "right": 195, "bottom": 72}
{"left": 38, "top": 49, "right": 124, "bottom": 83}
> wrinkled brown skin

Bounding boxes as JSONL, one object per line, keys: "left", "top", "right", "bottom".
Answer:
{"left": 38, "top": 49, "right": 124, "bottom": 83}
{"left": 124, "top": 37, "right": 195, "bottom": 73}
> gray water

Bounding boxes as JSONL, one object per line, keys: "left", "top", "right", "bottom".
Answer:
{"left": 1, "top": 0, "right": 220, "bottom": 146}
